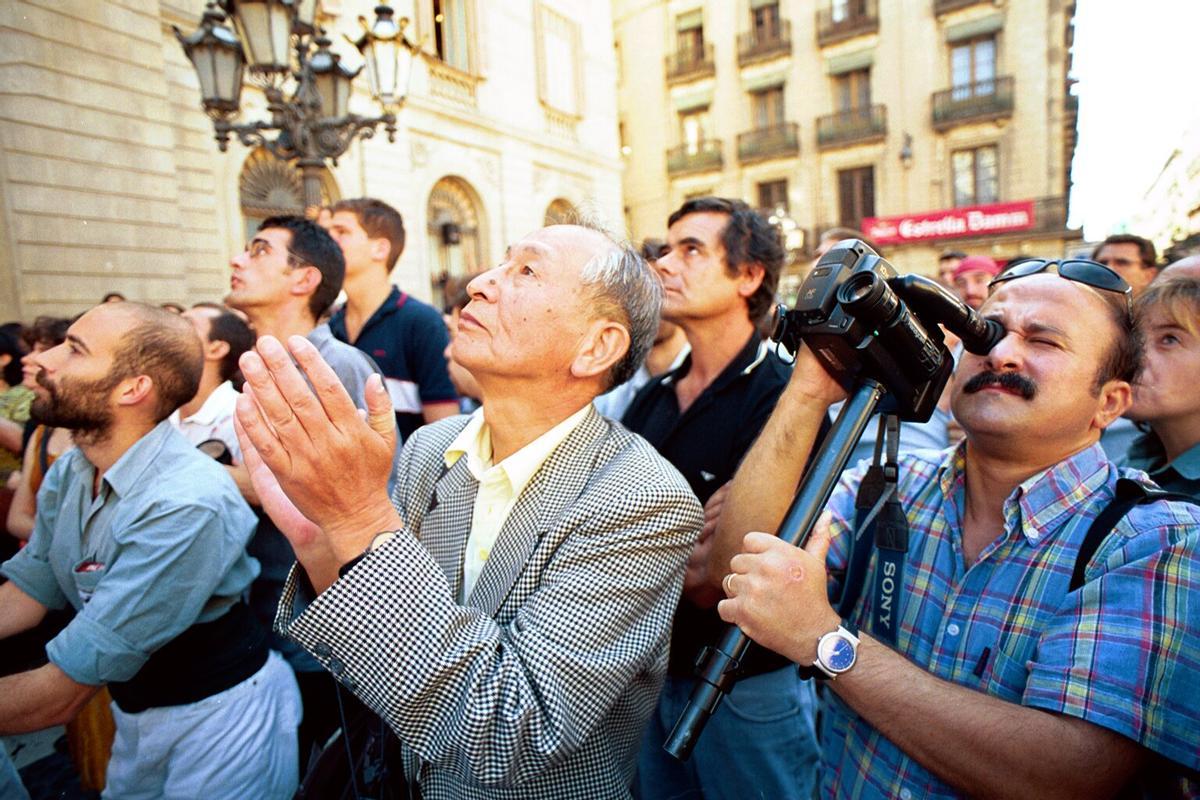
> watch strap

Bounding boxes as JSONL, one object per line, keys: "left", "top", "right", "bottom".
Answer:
{"left": 338, "top": 529, "right": 405, "bottom": 579}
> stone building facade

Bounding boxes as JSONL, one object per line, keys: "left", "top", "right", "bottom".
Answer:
{"left": 0, "top": 0, "right": 624, "bottom": 321}
{"left": 613, "top": 0, "right": 1081, "bottom": 294}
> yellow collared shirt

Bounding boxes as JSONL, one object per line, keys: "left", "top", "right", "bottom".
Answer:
{"left": 444, "top": 403, "right": 592, "bottom": 600}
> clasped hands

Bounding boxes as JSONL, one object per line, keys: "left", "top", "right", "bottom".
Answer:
{"left": 233, "top": 335, "right": 402, "bottom": 591}
{"left": 716, "top": 512, "right": 842, "bottom": 667}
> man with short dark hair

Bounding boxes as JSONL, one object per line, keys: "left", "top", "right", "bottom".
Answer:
{"left": 1092, "top": 238, "right": 1157, "bottom": 461}
{"left": 625, "top": 197, "right": 820, "bottom": 800}
{"left": 710, "top": 256, "right": 1200, "bottom": 797}
{"left": 324, "top": 197, "right": 458, "bottom": 440}
{"left": 1093, "top": 233, "right": 1158, "bottom": 296}
{"left": 170, "top": 303, "right": 255, "bottom": 462}
{"left": 937, "top": 250, "right": 967, "bottom": 287}
{"left": 226, "top": 215, "right": 396, "bottom": 762}
{"left": 0, "top": 302, "right": 299, "bottom": 798}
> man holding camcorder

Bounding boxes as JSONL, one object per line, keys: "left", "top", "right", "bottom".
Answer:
{"left": 708, "top": 254, "right": 1200, "bottom": 798}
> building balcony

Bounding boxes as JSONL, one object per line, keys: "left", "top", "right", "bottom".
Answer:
{"left": 737, "top": 19, "right": 792, "bottom": 66}
{"left": 737, "top": 123, "right": 800, "bottom": 164}
{"left": 1028, "top": 195, "right": 1070, "bottom": 235}
{"left": 665, "top": 43, "right": 715, "bottom": 84}
{"left": 667, "top": 139, "right": 724, "bottom": 177}
{"left": 816, "top": 105, "right": 887, "bottom": 149}
{"left": 933, "top": 0, "right": 985, "bottom": 14}
{"left": 931, "top": 76, "right": 1015, "bottom": 130}
{"left": 817, "top": 0, "right": 879, "bottom": 47}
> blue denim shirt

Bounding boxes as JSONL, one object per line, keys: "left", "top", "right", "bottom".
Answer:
{"left": 1, "top": 420, "right": 258, "bottom": 686}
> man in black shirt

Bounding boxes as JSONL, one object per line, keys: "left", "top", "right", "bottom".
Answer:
{"left": 624, "top": 197, "right": 820, "bottom": 800}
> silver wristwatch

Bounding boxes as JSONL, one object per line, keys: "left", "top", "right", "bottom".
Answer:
{"left": 813, "top": 623, "right": 860, "bottom": 679}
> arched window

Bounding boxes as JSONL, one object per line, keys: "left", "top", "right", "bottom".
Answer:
{"left": 238, "top": 148, "right": 339, "bottom": 241}
{"left": 427, "top": 176, "right": 486, "bottom": 307}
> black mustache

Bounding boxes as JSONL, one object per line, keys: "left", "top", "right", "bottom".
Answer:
{"left": 963, "top": 371, "right": 1037, "bottom": 399}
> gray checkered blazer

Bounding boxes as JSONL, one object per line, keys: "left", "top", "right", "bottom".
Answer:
{"left": 277, "top": 407, "right": 703, "bottom": 798}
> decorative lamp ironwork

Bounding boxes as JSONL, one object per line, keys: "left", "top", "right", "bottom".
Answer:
{"left": 173, "top": 2, "right": 245, "bottom": 118}
{"left": 177, "top": 0, "right": 407, "bottom": 209}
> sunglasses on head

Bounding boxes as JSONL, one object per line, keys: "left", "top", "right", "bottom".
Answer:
{"left": 988, "top": 258, "right": 1133, "bottom": 320}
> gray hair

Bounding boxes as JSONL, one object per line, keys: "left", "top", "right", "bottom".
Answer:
{"left": 569, "top": 217, "right": 663, "bottom": 390}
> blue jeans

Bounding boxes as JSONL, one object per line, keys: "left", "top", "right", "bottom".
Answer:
{"left": 637, "top": 667, "right": 819, "bottom": 800}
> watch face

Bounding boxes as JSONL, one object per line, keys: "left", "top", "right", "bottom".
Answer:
{"left": 818, "top": 634, "right": 856, "bottom": 673}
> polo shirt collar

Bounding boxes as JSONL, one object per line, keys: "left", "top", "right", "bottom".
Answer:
{"left": 661, "top": 332, "right": 765, "bottom": 394}
{"left": 937, "top": 440, "right": 1111, "bottom": 546}
{"left": 444, "top": 403, "right": 592, "bottom": 491}
{"left": 75, "top": 419, "right": 176, "bottom": 499}
{"left": 329, "top": 285, "right": 404, "bottom": 339}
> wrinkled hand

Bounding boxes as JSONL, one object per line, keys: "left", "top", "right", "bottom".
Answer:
{"left": 717, "top": 511, "right": 840, "bottom": 665}
{"left": 235, "top": 335, "right": 401, "bottom": 566}
{"left": 683, "top": 482, "right": 730, "bottom": 607}
{"left": 234, "top": 411, "right": 322, "bottom": 555}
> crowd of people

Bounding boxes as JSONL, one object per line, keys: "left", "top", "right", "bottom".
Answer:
{"left": 0, "top": 196, "right": 1197, "bottom": 799}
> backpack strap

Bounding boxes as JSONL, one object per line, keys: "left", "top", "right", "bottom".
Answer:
{"left": 1069, "top": 477, "right": 1193, "bottom": 592}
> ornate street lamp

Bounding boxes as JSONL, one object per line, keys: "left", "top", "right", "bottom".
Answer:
{"left": 353, "top": 3, "right": 417, "bottom": 112}
{"left": 173, "top": 2, "right": 245, "bottom": 120}
{"left": 174, "top": 0, "right": 419, "bottom": 210}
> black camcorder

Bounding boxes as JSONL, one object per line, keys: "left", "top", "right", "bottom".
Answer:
{"left": 771, "top": 239, "right": 1004, "bottom": 421}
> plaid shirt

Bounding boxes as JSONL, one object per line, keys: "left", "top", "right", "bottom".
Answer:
{"left": 820, "top": 442, "right": 1200, "bottom": 799}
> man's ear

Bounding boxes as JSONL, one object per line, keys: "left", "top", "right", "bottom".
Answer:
{"left": 113, "top": 374, "right": 155, "bottom": 410}
{"left": 370, "top": 237, "right": 392, "bottom": 268}
{"left": 206, "top": 339, "right": 231, "bottom": 364}
{"left": 738, "top": 262, "right": 766, "bottom": 299}
{"left": 571, "top": 320, "right": 631, "bottom": 382}
{"left": 1094, "top": 379, "right": 1132, "bottom": 431}
{"left": 289, "top": 266, "right": 323, "bottom": 299}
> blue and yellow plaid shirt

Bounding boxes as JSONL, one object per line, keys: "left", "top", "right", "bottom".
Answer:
{"left": 821, "top": 441, "right": 1200, "bottom": 799}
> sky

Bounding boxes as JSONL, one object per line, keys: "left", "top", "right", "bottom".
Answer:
{"left": 1069, "top": 0, "right": 1200, "bottom": 239}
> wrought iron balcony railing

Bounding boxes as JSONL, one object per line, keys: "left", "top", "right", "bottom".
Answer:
{"left": 737, "top": 19, "right": 792, "bottom": 65}
{"left": 816, "top": 105, "right": 887, "bottom": 149}
{"left": 736, "top": 123, "right": 800, "bottom": 164}
{"left": 665, "top": 43, "right": 715, "bottom": 84}
{"left": 931, "top": 76, "right": 1015, "bottom": 130}
{"left": 817, "top": 0, "right": 879, "bottom": 47}
{"left": 667, "top": 138, "right": 724, "bottom": 176}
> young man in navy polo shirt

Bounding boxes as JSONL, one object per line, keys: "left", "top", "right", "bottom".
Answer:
{"left": 323, "top": 198, "right": 458, "bottom": 440}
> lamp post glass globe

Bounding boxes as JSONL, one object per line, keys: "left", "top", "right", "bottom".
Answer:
{"left": 355, "top": 2, "right": 417, "bottom": 111}
{"left": 309, "top": 35, "right": 361, "bottom": 119}
{"left": 223, "top": 0, "right": 294, "bottom": 77}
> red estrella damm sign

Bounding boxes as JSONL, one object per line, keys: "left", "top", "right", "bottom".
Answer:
{"left": 862, "top": 200, "right": 1036, "bottom": 245}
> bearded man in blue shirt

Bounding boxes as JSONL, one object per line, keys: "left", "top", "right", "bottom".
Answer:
{"left": 0, "top": 302, "right": 300, "bottom": 799}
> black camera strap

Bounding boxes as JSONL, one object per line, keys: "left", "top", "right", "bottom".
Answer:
{"left": 834, "top": 415, "right": 909, "bottom": 647}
